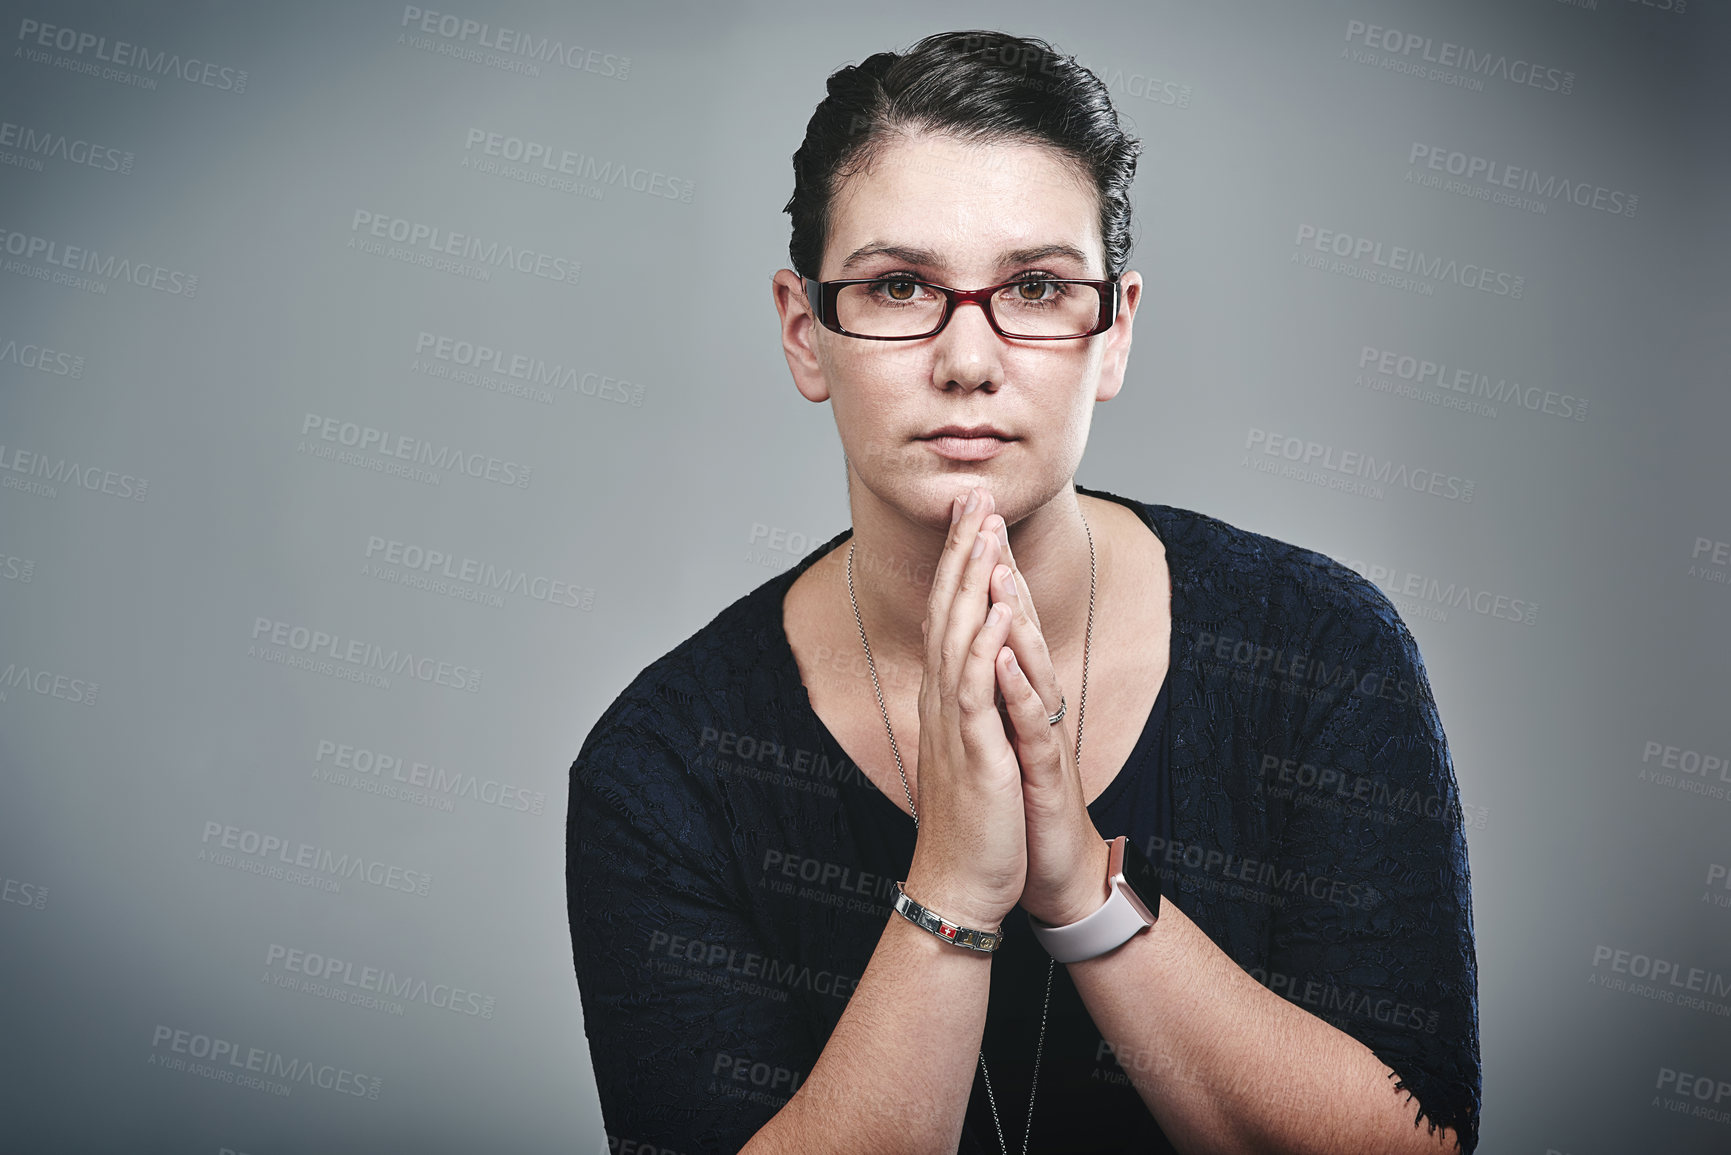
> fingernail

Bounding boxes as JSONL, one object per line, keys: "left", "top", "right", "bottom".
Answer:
{"left": 951, "top": 495, "right": 963, "bottom": 526}
{"left": 964, "top": 487, "right": 981, "bottom": 514}
{"left": 987, "top": 603, "right": 1004, "bottom": 626}
{"left": 971, "top": 531, "right": 987, "bottom": 559}
{"left": 1005, "top": 651, "right": 1020, "bottom": 675}
{"left": 993, "top": 564, "right": 1011, "bottom": 589}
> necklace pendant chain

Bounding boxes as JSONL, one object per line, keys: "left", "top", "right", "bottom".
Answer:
{"left": 847, "top": 505, "right": 1097, "bottom": 1155}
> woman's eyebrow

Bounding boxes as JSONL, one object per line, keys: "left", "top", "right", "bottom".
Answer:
{"left": 838, "top": 242, "right": 1091, "bottom": 275}
{"left": 996, "top": 243, "right": 1091, "bottom": 269}
{"left": 837, "top": 243, "right": 943, "bottom": 274}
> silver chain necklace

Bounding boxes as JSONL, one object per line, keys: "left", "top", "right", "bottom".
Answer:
{"left": 846, "top": 507, "right": 1096, "bottom": 1155}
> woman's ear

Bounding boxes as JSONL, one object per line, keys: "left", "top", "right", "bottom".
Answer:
{"left": 773, "top": 269, "right": 832, "bottom": 403}
{"left": 1095, "top": 271, "right": 1142, "bottom": 404}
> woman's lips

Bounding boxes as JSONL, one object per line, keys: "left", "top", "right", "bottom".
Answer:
{"left": 922, "top": 435, "right": 1012, "bottom": 461}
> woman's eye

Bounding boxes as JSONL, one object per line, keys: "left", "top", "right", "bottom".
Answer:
{"left": 871, "top": 278, "right": 923, "bottom": 302}
{"left": 1009, "top": 279, "right": 1063, "bottom": 302}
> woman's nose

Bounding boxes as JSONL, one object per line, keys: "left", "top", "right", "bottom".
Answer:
{"left": 930, "top": 299, "right": 1003, "bottom": 390}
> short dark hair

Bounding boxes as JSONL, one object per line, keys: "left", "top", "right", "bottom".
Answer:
{"left": 784, "top": 29, "right": 1141, "bottom": 282}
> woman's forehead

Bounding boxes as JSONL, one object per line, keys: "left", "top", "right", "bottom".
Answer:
{"left": 826, "top": 133, "right": 1102, "bottom": 277}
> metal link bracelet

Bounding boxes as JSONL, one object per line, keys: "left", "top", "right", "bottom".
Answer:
{"left": 892, "top": 882, "right": 1004, "bottom": 953}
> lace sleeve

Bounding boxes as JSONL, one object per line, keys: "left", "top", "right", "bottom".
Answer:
{"left": 1264, "top": 592, "right": 1482, "bottom": 1152}
{"left": 567, "top": 696, "right": 819, "bottom": 1150}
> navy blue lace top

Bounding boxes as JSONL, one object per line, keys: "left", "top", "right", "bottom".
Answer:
{"left": 567, "top": 485, "right": 1481, "bottom": 1153}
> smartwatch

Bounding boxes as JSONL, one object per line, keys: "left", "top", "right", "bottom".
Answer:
{"left": 1028, "top": 835, "right": 1161, "bottom": 963}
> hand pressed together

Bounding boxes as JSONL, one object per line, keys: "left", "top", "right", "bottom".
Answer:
{"left": 904, "top": 484, "right": 1111, "bottom": 936}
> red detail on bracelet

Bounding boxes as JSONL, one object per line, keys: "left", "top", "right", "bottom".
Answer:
{"left": 940, "top": 925, "right": 957, "bottom": 939}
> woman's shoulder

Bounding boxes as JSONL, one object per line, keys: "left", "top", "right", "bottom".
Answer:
{"left": 1102, "top": 491, "right": 1409, "bottom": 651}
{"left": 565, "top": 586, "right": 785, "bottom": 864}
{"left": 570, "top": 530, "right": 854, "bottom": 796}
{"left": 575, "top": 580, "right": 781, "bottom": 763}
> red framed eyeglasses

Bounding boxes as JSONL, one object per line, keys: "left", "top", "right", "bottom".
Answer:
{"left": 803, "top": 274, "right": 1121, "bottom": 341}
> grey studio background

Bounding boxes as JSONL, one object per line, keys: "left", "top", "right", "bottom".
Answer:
{"left": 1, "top": 0, "right": 1726, "bottom": 1152}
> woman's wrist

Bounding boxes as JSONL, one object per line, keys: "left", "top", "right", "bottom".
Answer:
{"left": 900, "top": 863, "right": 1012, "bottom": 935}
{"left": 1026, "top": 837, "right": 1113, "bottom": 929}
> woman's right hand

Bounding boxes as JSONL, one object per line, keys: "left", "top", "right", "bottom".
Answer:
{"left": 903, "top": 484, "right": 1026, "bottom": 933}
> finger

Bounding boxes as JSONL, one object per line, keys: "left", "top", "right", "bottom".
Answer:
{"left": 939, "top": 514, "right": 1004, "bottom": 692}
{"left": 996, "top": 642, "right": 1070, "bottom": 789}
{"left": 992, "top": 519, "right": 1042, "bottom": 635}
{"left": 923, "top": 487, "right": 995, "bottom": 676}
{"left": 958, "top": 599, "right": 1016, "bottom": 758}
{"left": 989, "top": 561, "right": 1063, "bottom": 722}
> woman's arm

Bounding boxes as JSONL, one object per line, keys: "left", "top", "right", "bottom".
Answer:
{"left": 1069, "top": 898, "right": 1461, "bottom": 1155}
{"left": 575, "top": 716, "right": 1009, "bottom": 1155}
{"left": 740, "top": 862, "right": 999, "bottom": 1155}
{"left": 985, "top": 528, "right": 1479, "bottom": 1154}
{"left": 1066, "top": 596, "right": 1476, "bottom": 1153}
{"left": 570, "top": 711, "right": 825, "bottom": 1150}
{"left": 749, "top": 490, "right": 1048, "bottom": 1154}
{"left": 577, "top": 488, "right": 1040, "bottom": 1154}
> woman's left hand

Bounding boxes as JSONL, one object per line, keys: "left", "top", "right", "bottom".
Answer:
{"left": 984, "top": 516, "right": 1112, "bottom": 929}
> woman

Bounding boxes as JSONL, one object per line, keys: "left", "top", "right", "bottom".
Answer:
{"left": 567, "top": 30, "right": 1479, "bottom": 1154}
